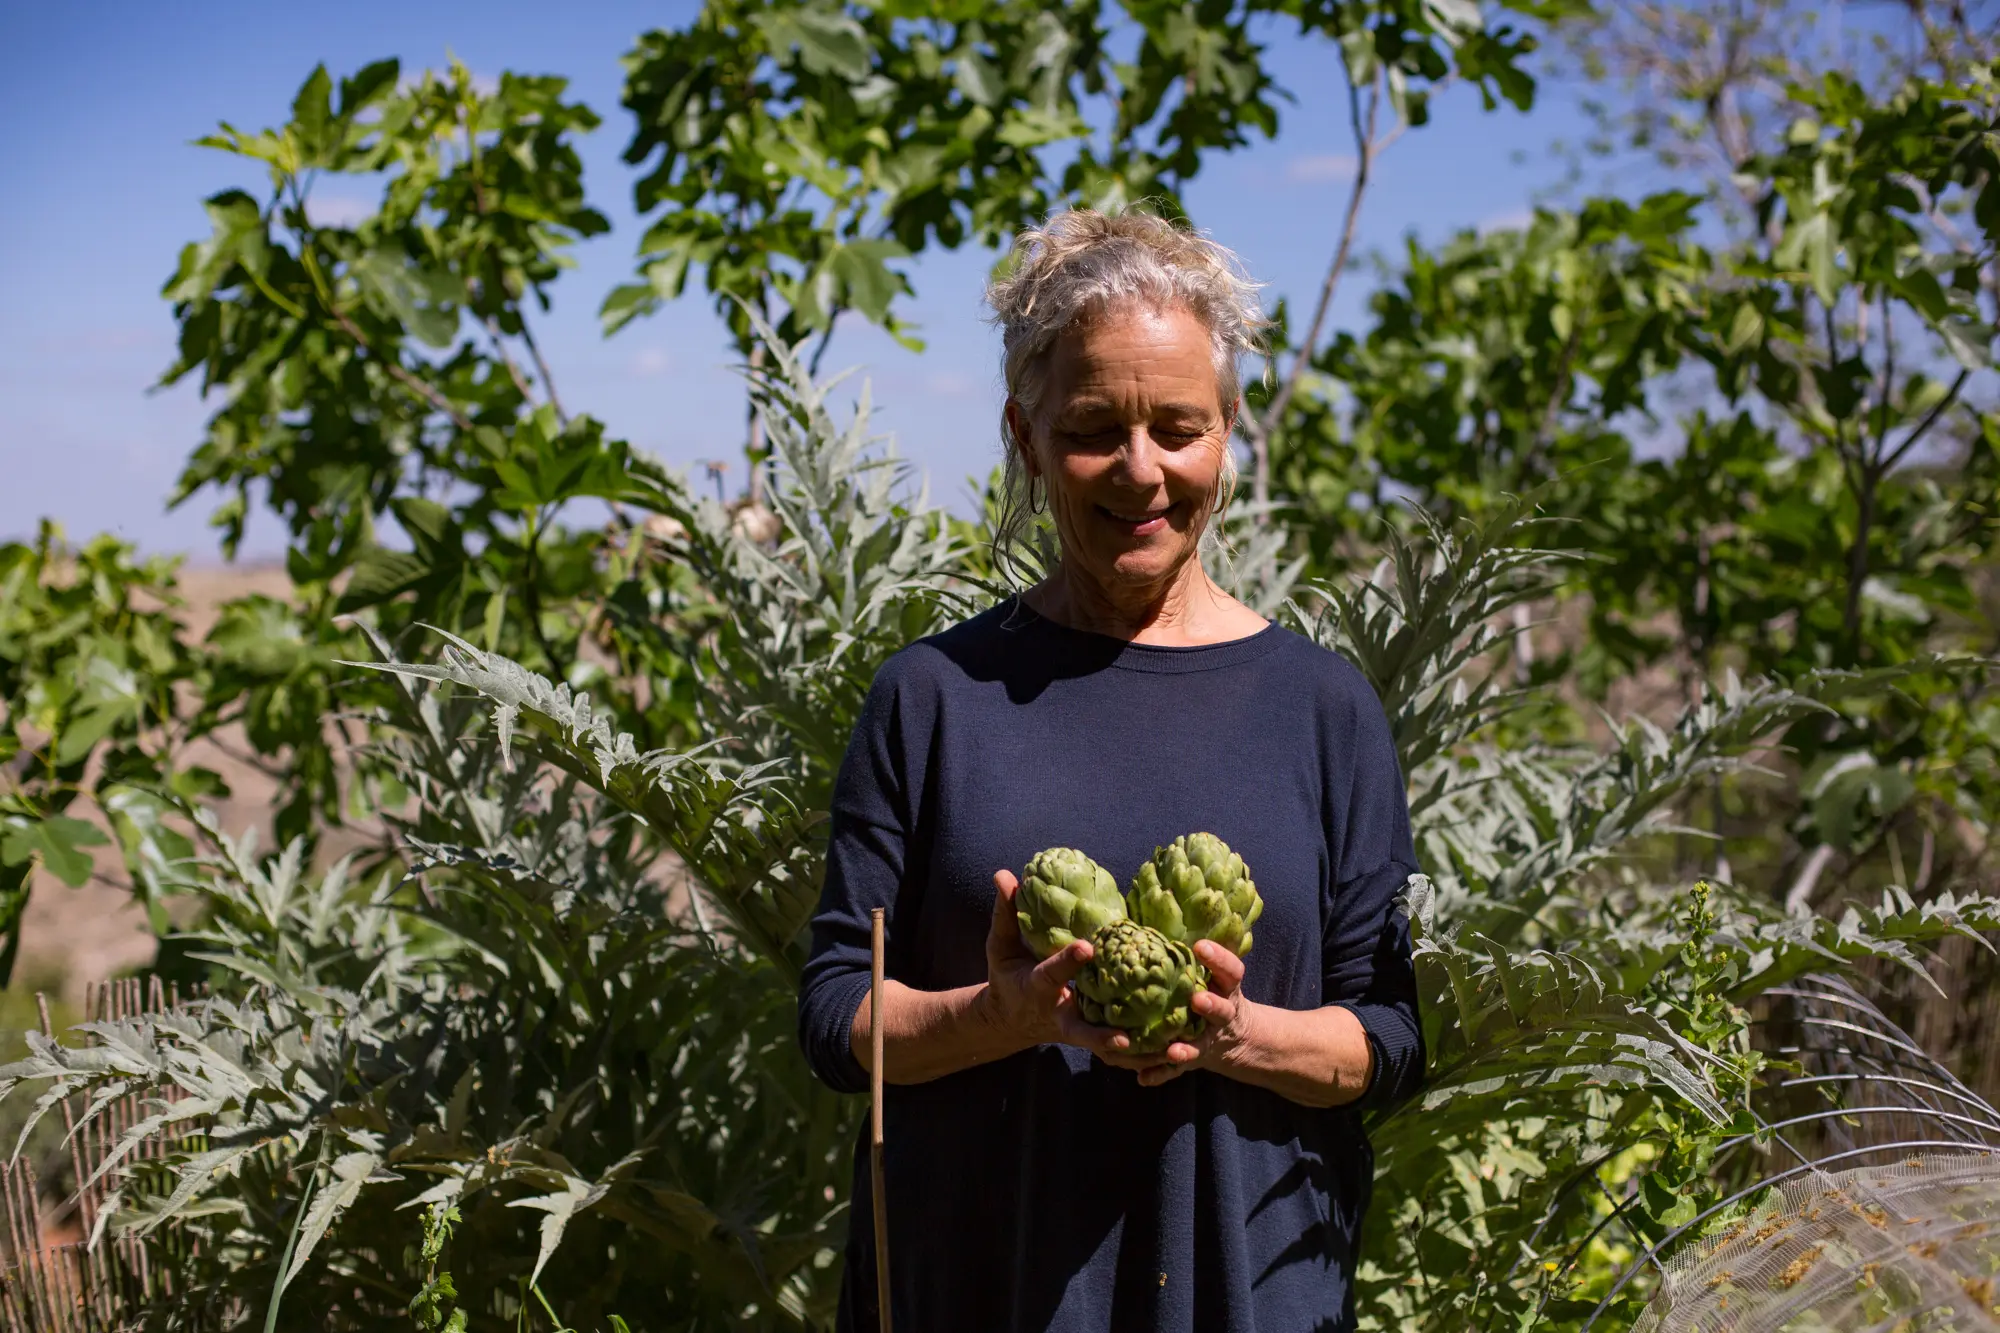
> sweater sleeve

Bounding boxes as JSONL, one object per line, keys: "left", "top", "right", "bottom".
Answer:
{"left": 797, "top": 656, "right": 928, "bottom": 1094}
{"left": 1320, "top": 668, "right": 1426, "bottom": 1114}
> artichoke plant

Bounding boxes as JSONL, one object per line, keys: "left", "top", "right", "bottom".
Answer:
{"left": 1074, "top": 919, "right": 1208, "bottom": 1054}
{"left": 1127, "top": 832, "right": 1263, "bottom": 956}
{"left": 1018, "top": 847, "right": 1126, "bottom": 959}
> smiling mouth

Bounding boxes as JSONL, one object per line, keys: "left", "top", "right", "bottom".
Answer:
{"left": 1097, "top": 502, "right": 1178, "bottom": 532}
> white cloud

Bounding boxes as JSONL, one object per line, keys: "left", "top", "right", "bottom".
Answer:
{"left": 304, "top": 193, "right": 375, "bottom": 228}
{"left": 630, "top": 348, "right": 673, "bottom": 379}
{"left": 1285, "top": 154, "right": 1358, "bottom": 184}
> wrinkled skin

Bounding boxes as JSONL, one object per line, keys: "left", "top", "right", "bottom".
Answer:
{"left": 1004, "top": 301, "right": 1267, "bottom": 645}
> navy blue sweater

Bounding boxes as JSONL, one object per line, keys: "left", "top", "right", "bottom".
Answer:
{"left": 797, "top": 599, "right": 1423, "bottom": 1332}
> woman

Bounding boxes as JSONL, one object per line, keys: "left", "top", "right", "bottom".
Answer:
{"left": 797, "top": 209, "right": 1423, "bottom": 1332}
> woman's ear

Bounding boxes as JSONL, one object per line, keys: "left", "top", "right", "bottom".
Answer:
{"left": 1004, "top": 399, "right": 1040, "bottom": 477}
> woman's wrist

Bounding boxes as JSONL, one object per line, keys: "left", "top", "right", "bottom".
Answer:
{"left": 858, "top": 980, "right": 1047, "bottom": 1085}
{"left": 965, "top": 980, "right": 1008, "bottom": 1042}
{"left": 863, "top": 871, "right": 1126, "bottom": 1084}
{"left": 941, "top": 982, "right": 1037, "bottom": 1070}
{"left": 967, "top": 978, "right": 1058, "bottom": 1052}
{"left": 1208, "top": 991, "right": 1263, "bottom": 1076}
{"left": 1203, "top": 999, "right": 1371, "bottom": 1108}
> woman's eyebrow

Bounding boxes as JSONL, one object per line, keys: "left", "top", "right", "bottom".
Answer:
{"left": 1058, "top": 398, "right": 1215, "bottom": 419}
{"left": 1052, "top": 407, "right": 1122, "bottom": 430}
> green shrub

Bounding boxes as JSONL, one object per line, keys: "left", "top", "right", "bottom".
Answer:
{"left": 4, "top": 339, "right": 1993, "bottom": 1329}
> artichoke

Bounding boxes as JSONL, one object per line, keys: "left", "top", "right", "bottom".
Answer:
{"left": 1074, "top": 920, "right": 1207, "bottom": 1054}
{"left": 1127, "top": 832, "right": 1263, "bottom": 956}
{"left": 1016, "top": 847, "right": 1126, "bottom": 960}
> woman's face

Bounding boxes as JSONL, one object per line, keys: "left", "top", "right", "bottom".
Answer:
{"left": 1012, "top": 302, "right": 1235, "bottom": 595}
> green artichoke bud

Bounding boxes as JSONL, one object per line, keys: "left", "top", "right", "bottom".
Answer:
{"left": 1017, "top": 847, "right": 1126, "bottom": 960}
{"left": 1127, "top": 832, "right": 1263, "bottom": 957}
{"left": 1074, "top": 920, "right": 1207, "bottom": 1055}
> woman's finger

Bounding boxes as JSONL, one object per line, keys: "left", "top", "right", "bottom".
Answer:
{"left": 991, "top": 869, "right": 1019, "bottom": 921}
{"left": 1103, "top": 1052, "right": 1176, "bottom": 1074}
{"left": 1189, "top": 988, "right": 1232, "bottom": 1020}
{"left": 1031, "top": 938, "right": 1094, "bottom": 991}
{"left": 1133, "top": 1033, "right": 1210, "bottom": 1082}
{"left": 1193, "top": 941, "right": 1245, "bottom": 994}
{"left": 987, "top": 870, "right": 1034, "bottom": 962}
{"left": 1056, "top": 1007, "right": 1132, "bottom": 1058}
{"left": 1096, "top": 1043, "right": 1176, "bottom": 1071}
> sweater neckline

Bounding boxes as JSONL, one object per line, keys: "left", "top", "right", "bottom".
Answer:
{"left": 1004, "top": 597, "right": 1288, "bottom": 675}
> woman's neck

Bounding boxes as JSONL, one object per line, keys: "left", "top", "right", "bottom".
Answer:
{"left": 1026, "top": 558, "right": 1262, "bottom": 646}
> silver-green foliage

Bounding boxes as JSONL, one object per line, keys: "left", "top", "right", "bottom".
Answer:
{"left": 1289, "top": 497, "right": 2000, "bottom": 1328}
{"left": 0, "top": 331, "right": 961, "bottom": 1329}
{"left": 0, "top": 696, "right": 849, "bottom": 1328}
{"left": 3, "top": 342, "right": 1995, "bottom": 1330}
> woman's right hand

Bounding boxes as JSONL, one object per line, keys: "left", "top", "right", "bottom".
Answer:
{"left": 977, "top": 870, "right": 1135, "bottom": 1059}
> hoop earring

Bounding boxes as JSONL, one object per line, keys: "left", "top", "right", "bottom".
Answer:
{"left": 1028, "top": 475, "right": 1046, "bottom": 516}
{"left": 1212, "top": 454, "right": 1237, "bottom": 521}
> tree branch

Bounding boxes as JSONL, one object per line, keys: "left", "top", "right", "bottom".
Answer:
{"left": 328, "top": 306, "right": 477, "bottom": 433}
{"left": 1817, "top": 294, "right": 1864, "bottom": 491}
{"left": 484, "top": 314, "right": 537, "bottom": 404}
{"left": 1871, "top": 286, "right": 1894, "bottom": 466}
{"left": 1528, "top": 314, "right": 1586, "bottom": 478}
{"left": 200, "top": 732, "right": 290, "bottom": 782}
{"left": 808, "top": 308, "right": 845, "bottom": 379}
{"left": 1250, "top": 69, "right": 1386, "bottom": 505}
{"left": 458, "top": 95, "right": 568, "bottom": 429}
{"left": 515, "top": 315, "right": 568, "bottom": 427}
{"left": 283, "top": 177, "right": 476, "bottom": 435}
{"left": 519, "top": 515, "right": 564, "bottom": 673}
{"left": 1880, "top": 366, "right": 1971, "bottom": 472}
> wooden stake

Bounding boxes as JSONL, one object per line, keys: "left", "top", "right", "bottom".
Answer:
{"left": 869, "top": 907, "right": 892, "bottom": 1333}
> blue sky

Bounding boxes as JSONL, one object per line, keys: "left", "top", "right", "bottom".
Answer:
{"left": 0, "top": 2, "right": 1603, "bottom": 560}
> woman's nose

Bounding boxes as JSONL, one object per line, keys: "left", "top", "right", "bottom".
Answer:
{"left": 1114, "top": 429, "right": 1166, "bottom": 487}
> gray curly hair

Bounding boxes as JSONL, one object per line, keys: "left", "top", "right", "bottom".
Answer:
{"left": 984, "top": 208, "right": 1270, "bottom": 578}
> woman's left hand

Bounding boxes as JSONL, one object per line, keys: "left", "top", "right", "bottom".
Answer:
{"left": 1098, "top": 941, "right": 1256, "bottom": 1087}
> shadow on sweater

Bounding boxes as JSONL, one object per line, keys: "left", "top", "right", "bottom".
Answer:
{"left": 841, "top": 1051, "right": 1366, "bottom": 1332}
{"left": 929, "top": 605, "right": 1131, "bottom": 707}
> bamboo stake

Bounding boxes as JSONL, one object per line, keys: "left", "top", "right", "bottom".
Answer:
{"left": 3, "top": 1163, "right": 47, "bottom": 1331}
{"left": 869, "top": 908, "right": 892, "bottom": 1333}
